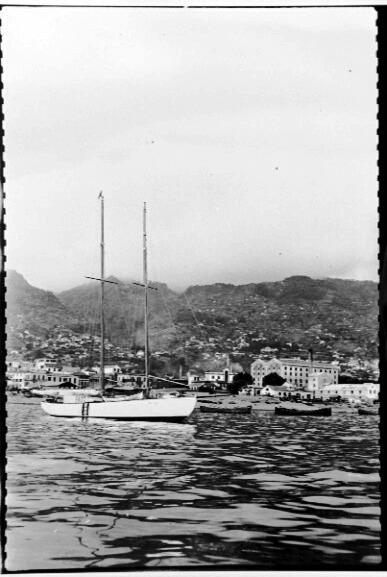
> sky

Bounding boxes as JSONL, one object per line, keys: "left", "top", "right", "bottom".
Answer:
{"left": 2, "top": 6, "right": 378, "bottom": 292}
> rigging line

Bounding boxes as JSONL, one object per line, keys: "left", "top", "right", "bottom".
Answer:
{"left": 131, "top": 288, "right": 142, "bottom": 351}
{"left": 182, "top": 290, "right": 208, "bottom": 341}
{"left": 147, "top": 238, "right": 186, "bottom": 352}
{"left": 89, "top": 288, "right": 101, "bottom": 359}
{"left": 83, "top": 273, "right": 100, "bottom": 340}
{"left": 115, "top": 283, "right": 132, "bottom": 349}
{"left": 89, "top": 298, "right": 100, "bottom": 368}
{"left": 159, "top": 287, "right": 186, "bottom": 352}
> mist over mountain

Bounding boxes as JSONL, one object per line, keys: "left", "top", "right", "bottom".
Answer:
{"left": 6, "top": 271, "right": 378, "bottom": 370}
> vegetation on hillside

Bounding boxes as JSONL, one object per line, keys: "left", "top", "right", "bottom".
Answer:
{"left": 6, "top": 271, "right": 378, "bottom": 377}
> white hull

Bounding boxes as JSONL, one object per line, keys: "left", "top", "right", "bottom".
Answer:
{"left": 41, "top": 396, "right": 197, "bottom": 422}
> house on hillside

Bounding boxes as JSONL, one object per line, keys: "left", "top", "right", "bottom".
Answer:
{"left": 91, "top": 364, "right": 121, "bottom": 376}
{"left": 34, "top": 358, "right": 58, "bottom": 371}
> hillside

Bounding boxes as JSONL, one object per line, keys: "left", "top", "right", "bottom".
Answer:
{"left": 5, "top": 272, "right": 378, "bottom": 372}
{"left": 180, "top": 276, "right": 378, "bottom": 364}
{"left": 5, "top": 270, "right": 78, "bottom": 352}
{"left": 58, "top": 276, "right": 181, "bottom": 350}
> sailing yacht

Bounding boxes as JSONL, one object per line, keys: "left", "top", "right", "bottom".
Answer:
{"left": 41, "top": 195, "right": 196, "bottom": 422}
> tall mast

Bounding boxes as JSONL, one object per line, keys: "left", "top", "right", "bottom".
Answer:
{"left": 100, "top": 192, "right": 105, "bottom": 393}
{"left": 143, "top": 202, "right": 149, "bottom": 388}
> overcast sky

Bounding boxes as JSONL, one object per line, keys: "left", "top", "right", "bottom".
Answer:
{"left": 2, "top": 7, "right": 378, "bottom": 292}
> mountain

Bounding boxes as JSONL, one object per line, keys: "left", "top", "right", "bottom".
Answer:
{"left": 181, "top": 276, "right": 378, "bottom": 362}
{"left": 58, "top": 276, "right": 181, "bottom": 351}
{"left": 5, "top": 270, "right": 77, "bottom": 352}
{"left": 6, "top": 271, "right": 378, "bottom": 371}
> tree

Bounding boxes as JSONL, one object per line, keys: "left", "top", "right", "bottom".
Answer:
{"left": 262, "top": 372, "right": 286, "bottom": 387}
{"left": 228, "top": 372, "right": 253, "bottom": 395}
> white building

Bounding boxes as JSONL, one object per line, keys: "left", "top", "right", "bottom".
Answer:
{"left": 319, "top": 382, "right": 379, "bottom": 402}
{"left": 259, "top": 383, "right": 293, "bottom": 398}
{"left": 91, "top": 364, "right": 121, "bottom": 376}
{"left": 251, "top": 356, "right": 339, "bottom": 390}
{"left": 34, "top": 358, "right": 58, "bottom": 371}
{"left": 43, "top": 372, "right": 80, "bottom": 387}
{"left": 305, "top": 372, "right": 334, "bottom": 394}
{"left": 204, "top": 369, "right": 235, "bottom": 384}
{"left": 7, "top": 371, "right": 36, "bottom": 389}
{"left": 188, "top": 368, "right": 235, "bottom": 388}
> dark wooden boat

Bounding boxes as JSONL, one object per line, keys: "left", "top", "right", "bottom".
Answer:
{"left": 358, "top": 407, "right": 379, "bottom": 415}
{"left": 275, "top": 406, "right": 332, "bottom": 416}
{"left": 200, "top": 404, "right": 252, "bottom": 414}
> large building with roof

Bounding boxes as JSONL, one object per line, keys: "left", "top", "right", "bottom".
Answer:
{"left": 250, "top": 353, "right": 339, "bottom": 390}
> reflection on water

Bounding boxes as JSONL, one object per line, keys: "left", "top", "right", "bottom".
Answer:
{"left": 6, "top": 399, "right": 381, "bottom": 570}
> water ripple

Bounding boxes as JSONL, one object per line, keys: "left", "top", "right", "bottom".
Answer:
{"left": 5, "top": 400, "right": 380, "bottom": 570}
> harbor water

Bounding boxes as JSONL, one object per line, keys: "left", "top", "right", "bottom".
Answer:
{"left": 5, "top": 398, "right": 381, "bottom": 570}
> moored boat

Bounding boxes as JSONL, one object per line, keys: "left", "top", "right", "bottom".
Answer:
{"left": 42, "top": 393, "right": 196, "bottom": 421}
{"left": 200, "top": 404, "right": 252, "bottom": 414}
{"left": 275, "top": 403, "right": 331, "bottom": 416}
{"left": 358, "top": 407, "right": 379, "bottom": 416}
{"left": 41, "top": 196, "right": 196, "bottom": 422}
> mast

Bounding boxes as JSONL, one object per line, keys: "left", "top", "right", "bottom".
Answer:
{"left": 143, "top": 202, "right": 149, "bottom": 388}
{"left": 100, "top": 192, "right": 105, "bottom": 393}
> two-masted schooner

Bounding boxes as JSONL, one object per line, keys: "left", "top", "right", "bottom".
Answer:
{"left": 41, "top": 195, "right": 196, "bottom": 422}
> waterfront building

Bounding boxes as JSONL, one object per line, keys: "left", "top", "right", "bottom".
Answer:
{"left": 45, "top": 373, "right": 80, "bottom": 387}
{"left": 251, "top": 354, "right": 339, "bottom": 389}
{"left": 319, "top": 382, "right": 379, "bottom": 402}
{"left": 304, "top": 372, "right": 334, "bottom": 394}
{"left": 7, "top": 371, "right": 37, "bottom": 389}
{"left": 188, "top": 368, "right": 236, "bottom": 390}
{"left": 259, "top": 383, "right": 293, "bottom": 398}
{"left": 117, "top": 374, "right": 145, "bottom": 386}
{"left": 204, "top": 369, "right": 235, "bottom": 384}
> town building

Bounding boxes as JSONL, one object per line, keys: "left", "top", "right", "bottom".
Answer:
{"left": 304, "top": 371, "right": 334, "bottom": 394}
{"left": 204, "top": 369, "right": 235, "bottom": 384}
{"left": 259, "top": 382, "right": 293, "bottom": 398}
{"left": 91, "top": 364, "right": 121, "bottom": 376}
{"left": 319, "top": 382, "right": 379, "bottom": 402}
{"left": 188, "top": 368, "right": 236, "bottom": 390}
{"left": 250, "top": 353, "right": 339, "bottom": 390}
{"left": 34, "top": 358, "right": 58, "bottom": 371}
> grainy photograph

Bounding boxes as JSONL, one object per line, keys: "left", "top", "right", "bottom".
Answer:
{"left": 1, "top": 3, "right": 380, "bottom": 571}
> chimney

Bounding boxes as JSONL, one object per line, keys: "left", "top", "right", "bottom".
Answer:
{"left": 308, "top": 349, "right": 314, "bottom": 365}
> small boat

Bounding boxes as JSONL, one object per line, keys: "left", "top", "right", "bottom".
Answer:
{"left": 275, "top": 403, "right": 331, "bottom": 416}
{"left": 358, "top": 407, "right": 379, "bottom": 416}
{"left": 41, "top": 197, "right": 196, "bottom": 423}
{"left": 200, "top": 404, "right": 252, "bottom": 414}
